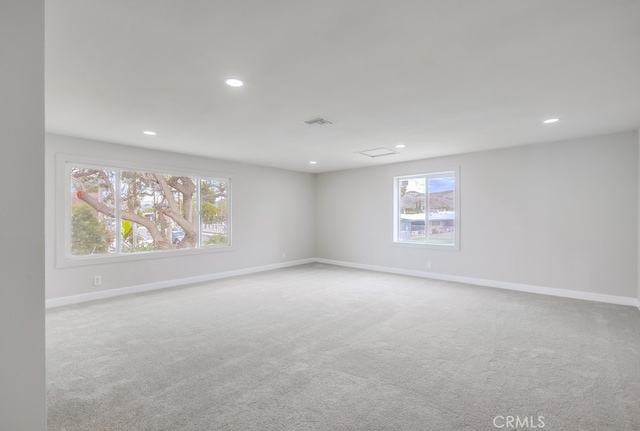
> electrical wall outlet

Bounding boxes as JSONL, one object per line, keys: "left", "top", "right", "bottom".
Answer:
{"left": 426, "top": 261, "right": 432, "bottom": 270}
{"left": 93, "top": 275, "right": 102, "bottom": 286}
{"left": 282, "top": 252, "right": 287, "bottom": 259}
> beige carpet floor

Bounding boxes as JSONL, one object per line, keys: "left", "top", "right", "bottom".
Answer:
{"left": 47, "top": 263, "right": 640, "bottom": 430}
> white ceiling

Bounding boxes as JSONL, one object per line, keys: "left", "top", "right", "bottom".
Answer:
{"left": 45, "top": 1, "right": 640, "bottom": 173}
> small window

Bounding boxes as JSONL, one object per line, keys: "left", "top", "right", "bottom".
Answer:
{"left": 394, "top": 170, "right": 459, "bottom": 248}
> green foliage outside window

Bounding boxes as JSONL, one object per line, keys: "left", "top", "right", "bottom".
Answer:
{"left": 71, "top": 203, "right": 112, "bottom": 255}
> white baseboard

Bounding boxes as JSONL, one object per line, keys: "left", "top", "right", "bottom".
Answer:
{"left": 46, "top": 257, "right": 640, "bottom": 311}
{"left": 45, "top": 258, "right": 315, "bottom": 308}
{"left": 315, "top": 258, "right": 640, "bottom": 309}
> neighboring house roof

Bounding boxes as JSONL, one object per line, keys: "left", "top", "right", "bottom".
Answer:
{"left": 400, "top": 211, "right": 455, "bottom": 221}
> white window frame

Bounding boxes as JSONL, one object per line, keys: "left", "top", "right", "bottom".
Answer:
{"left": 56, "top": 154, "right": 233, "bottom": 268}
{"left": 393, "top": 168, "right": 460, "bottom": 251}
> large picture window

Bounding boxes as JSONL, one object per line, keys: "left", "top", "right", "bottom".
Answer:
{"left": 394, "top": 170, "right": 459, "bottom": 248}
{"left": 67, "top": 162, "right": 230, "bottom": 260}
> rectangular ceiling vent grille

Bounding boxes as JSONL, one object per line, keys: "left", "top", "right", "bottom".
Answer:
{"left": 304, "top": 117, "right": 332, "bottom": 125}
{"left": 357, "top": 147, "right": 397, "bottom": 158}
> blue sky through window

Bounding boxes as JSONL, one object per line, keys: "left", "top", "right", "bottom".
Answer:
{"left": 429, "top": 176, "right": 455, "bottom": 193}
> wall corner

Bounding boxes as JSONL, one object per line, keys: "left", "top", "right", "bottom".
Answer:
{"left": 637, "top": 128, "right": 640, "bottom": 305}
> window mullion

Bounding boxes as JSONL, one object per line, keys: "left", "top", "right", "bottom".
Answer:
{"left": 196, "top": 178, "right": 201, "bottom": 248}
{"left": 115, "top": 169, "right": 122, "bottom": 255}
{"left": 424, "top": 175, "right": 430, "bottom": 234}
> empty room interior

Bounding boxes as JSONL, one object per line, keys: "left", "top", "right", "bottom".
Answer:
{"left": 2, "top": 1, "right": 640, "bottom": 430}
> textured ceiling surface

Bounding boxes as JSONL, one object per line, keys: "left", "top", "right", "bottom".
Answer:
{"left": 46, "top": 1, "right": 640, "bottom": 172}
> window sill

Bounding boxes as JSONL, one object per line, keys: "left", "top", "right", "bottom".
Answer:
{"left": 390, "top": 241, "right": 460, "bottom": 252}
{"left": 56, "top": 244, "right": 235, "bottom": 268}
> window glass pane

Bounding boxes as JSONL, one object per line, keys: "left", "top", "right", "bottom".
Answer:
{"left": 398, "top": 177, "right": 426, "bottom": 243}
{"left": 67, "top": 162, "right": 231, "bottom": 261}
{"left": 395, "top": 171, "right": 458, "bottom": 247}
{"left": 70, "top": 167, "right": 116, "bottom": 255}
{"left": 200, "top": 178, "right": 229, "bottom": 246}
{"left": 426, "top": 176, "right": 455, "bottom": 244}
{"left": 120, "top": 172, "right": 198, "bottom": 252}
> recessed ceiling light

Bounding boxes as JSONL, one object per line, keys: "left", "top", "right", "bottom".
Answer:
{"left": 225, "top": 78, "right": 243, "bottom": 87}
{"left": 543, "top": 118, "right": 560, "bottom": 124}
{"left": 395, "top": 144, "right": 406, "bottom": 148}
{"left": 143, "top": 131, "right": 156, "bottom": 136}
{"left": 309, "top": 161, "right": 317, "bottom": 165}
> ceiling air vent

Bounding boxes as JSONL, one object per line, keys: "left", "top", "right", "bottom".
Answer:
{"left": 305, "top": 117, "right": 332, "bottom": 125}
{"left": 357, "top": 147, "right": 397, "bottom": 158}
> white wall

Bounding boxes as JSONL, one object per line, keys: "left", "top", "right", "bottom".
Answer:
{"left": 46, "top": 134, "right": 315, "bottom": 300}
{"left": 46, "top": 131, "right": 640, "bottom": 303}
{"left": 316, "top": 131, "right": 638, "bottom": 299}
{"left": 0, "top": 1, "right": 46, "bottom": 429}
